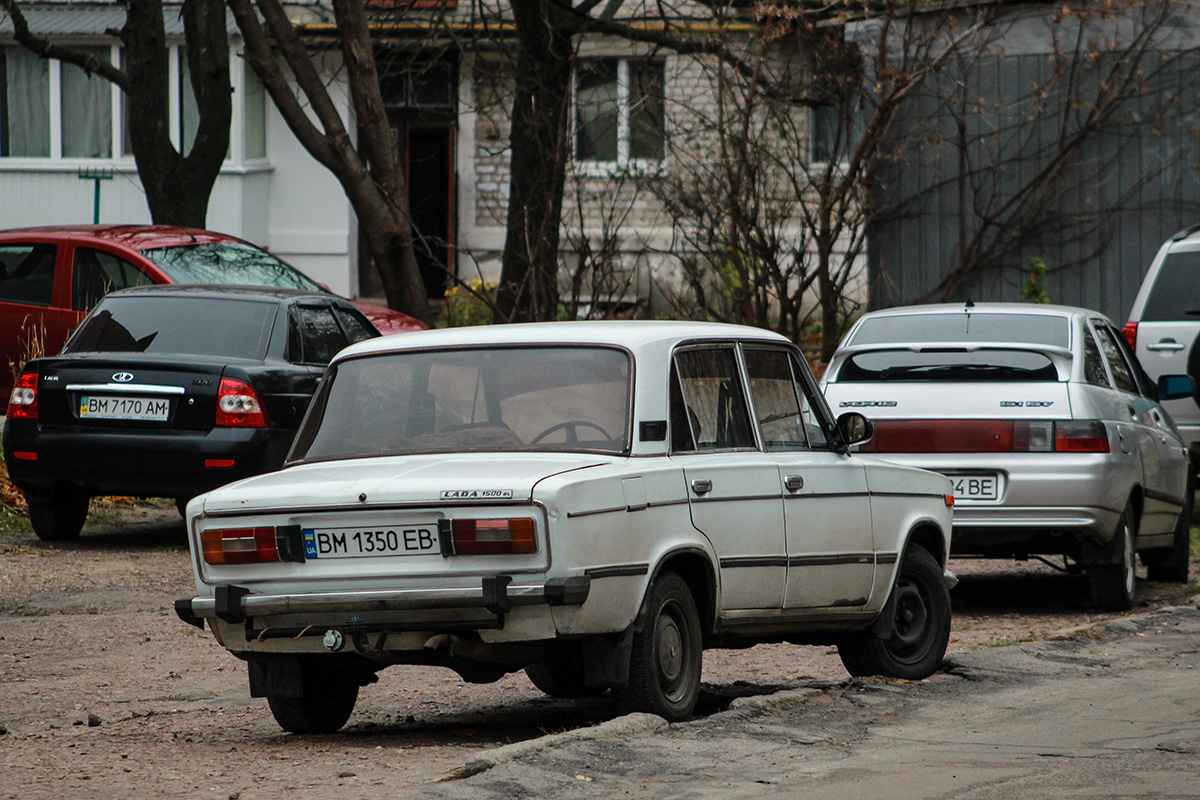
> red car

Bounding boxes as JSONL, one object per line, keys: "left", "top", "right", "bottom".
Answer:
{"left": 0, "top": 225, "right": 425, "bottom": 395}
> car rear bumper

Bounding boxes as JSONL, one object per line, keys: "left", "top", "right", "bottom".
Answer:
{"left": 175, "top": 575, "right": 592, "bottom": 652}
{"left": 2, "top": 421, "right": 293, "bottom": 498}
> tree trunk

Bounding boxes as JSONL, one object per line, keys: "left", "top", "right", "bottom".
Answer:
{"left": 496, "top": 0, "right": 574, "bottom": 323}
{"left": 122, "top": 0, "right": 230, "bottom": 228}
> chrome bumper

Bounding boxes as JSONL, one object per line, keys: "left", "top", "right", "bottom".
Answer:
{"left": 175, "top": 574, "right": 591, "bottom": 631}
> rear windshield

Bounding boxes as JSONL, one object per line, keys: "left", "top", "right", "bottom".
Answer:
{"left": 1142, "top": 251, "right": 1200, "bottom": 322}
{"left": 849, "top": 312, "right": 1069, "bottom": 348}
{"left": 66, "top": 295, "right": 276, "bottom": 359}
{"left": 835, "top": 349, "right": 1060, "bottom": 382}
{"left": 290, "top": 346, "right": 632, "bottom": 461}
{"left": 141, "top": 242, "right": 324, "bottom": 291}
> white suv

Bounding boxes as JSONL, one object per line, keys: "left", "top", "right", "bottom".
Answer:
{"left": 1126, "top": 225, "right": 1200, "bottom": 471}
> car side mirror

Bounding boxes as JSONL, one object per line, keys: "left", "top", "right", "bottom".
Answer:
{"left": 1157, "top": 374, "right": 1194, "bottom": 402}
{"left": 836, "top": 411, "right": 874, "bottom": 446}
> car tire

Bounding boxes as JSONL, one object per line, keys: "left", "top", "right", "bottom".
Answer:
{"left": 1086, "top": 505, "right": 1137, "bottom": 611}
{"left": 266, "top": 660, "right": 359, "bottom": 734}
{"left": 27, "top": 487, "right": 89, "bottom": 541}
{"left": 1143, "top": 476, "right": 1192, "bottom": 584}
{"left": 837, "top": 544, "right": 951, "bottom": 680}
{"left": 525, "top": 656, "right": 604, "bottom": 699}
{"left": 620, "top": 571, "right": 702, "bottom": 722}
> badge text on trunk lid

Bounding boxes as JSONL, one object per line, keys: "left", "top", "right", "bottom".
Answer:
{"left": 441, "top": 490, "right": 514, "bottom": 499}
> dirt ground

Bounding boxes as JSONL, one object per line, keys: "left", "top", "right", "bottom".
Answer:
{"left": 0, "top": 502, "right": 1196, "bottom": 800}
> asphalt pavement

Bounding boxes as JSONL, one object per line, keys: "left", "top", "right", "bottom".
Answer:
{"left": 420, "top": 604, "right": 1200, "bottom": 800}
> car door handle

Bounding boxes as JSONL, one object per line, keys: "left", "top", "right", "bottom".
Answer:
{"left": 690, "top": 479, "right": 713, "bottom": 495}
{"left": 784, "top": 475, "right": 804, "bottom": 492}
{"left": 1147, "top": 341, "right": 1186, "bottom": 352}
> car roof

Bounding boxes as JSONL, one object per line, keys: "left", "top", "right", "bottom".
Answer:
{"left": 0, "top": 224, "right": 242, "bottom": 251}
{"left": 856, "top": 302, "right": 1101, "bottom": 322}
{"left": 102, "top": 284, "right": 340, "bottom": 303}
{"left": 338, "top": 320, "right": 792, "bottom": 359}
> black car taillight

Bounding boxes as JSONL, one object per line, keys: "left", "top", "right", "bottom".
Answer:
{"left": 861, "top": 419, "right": 1108, "bottom": 454}
{"left": 6, "top": 371, "right": 38, "bottom": 420}
{"left": 215, "top": 378, "right": 268, "bottom": 428}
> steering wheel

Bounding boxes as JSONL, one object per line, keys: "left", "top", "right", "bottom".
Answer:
{"left": 530, "top": 420, "right": 614, "bottom": 445}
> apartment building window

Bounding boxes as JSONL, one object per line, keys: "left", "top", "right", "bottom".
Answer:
{"left": 2, "top": 44, "right": 265, "bottom": 162}
{"left": 574, "top": 58, "right": 665, "bottom": 171}
{"left": 1, "top": 45, "right": 113, "bottom": 157}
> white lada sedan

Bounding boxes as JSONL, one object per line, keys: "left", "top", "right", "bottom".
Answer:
{"left": 822, "top": 303, "right": 1194, "bottom": 612}
{"left": 176, "top": 321, "right": 954, "bottom": 732}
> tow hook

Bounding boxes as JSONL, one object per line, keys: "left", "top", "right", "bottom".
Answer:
{"left": 323, "top": 629, "right": 345, "bottom": 652}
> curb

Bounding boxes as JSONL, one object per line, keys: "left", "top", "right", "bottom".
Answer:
{"left": 438, "top": 712, "right": 668, "bottom": 781}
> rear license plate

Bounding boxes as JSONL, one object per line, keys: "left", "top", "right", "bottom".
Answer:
{"left": 948, "top": 473, "right": 1000, "bottom": 501}
{"left": 303, "top": 525, "right": 439, "bottom": 559}
{"left": 79, "top": 395, "right": 170, "bottom": 422}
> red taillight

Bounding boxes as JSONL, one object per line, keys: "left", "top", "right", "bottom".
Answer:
{"left": 448, "top": 518, "right": 537, "bottom": 555}
{"left": 6, "top": 371, "right": 38, "bottom": 420}
{"left": 868, "top": 420, "right": 1014, "bottom": 453}
{"left": 201, "top": 526, "right": 278, "bottom": 564}
{"left": 215, "top": 378, "right": 268, "bottom": 428}
{"left": 1054, "top": 420, "right": 1110, "bottom": 453}
{"left": 865, "top": 419, "right": 1106, "bottom": 453}
{"left": 1122, "top": 322, "right": 1138, "bottom": 349}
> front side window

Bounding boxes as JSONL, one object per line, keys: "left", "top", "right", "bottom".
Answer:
{"left": 290, "top": 347, "right": 632, "bottom": 461}
{"left": 574, "top": 58, "right": 665, "bottom": 170}
{"left": 744, "top": 348, "right": 829, "bottom": 450}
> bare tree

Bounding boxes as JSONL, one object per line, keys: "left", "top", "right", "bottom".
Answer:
{"left": 227, "top": 0, "right": 434, "bottom": 324}
{"left": 0, "top": 0, "right": 231, "bottom": 227}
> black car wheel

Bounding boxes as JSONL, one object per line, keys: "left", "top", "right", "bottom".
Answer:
{"left": 266, "top": 659, "right": 359, "bottom": 734}
{"left": 621, "top": 571, "right": 702, "bottom": 722}
{"left": 1087, "top": 505, "right": 1136, "bottom": 611}
{"left": 27, "top": 486, "right": 89, "bottom": 541}
{"left": 838, "top": 544, "right": 951, "bottom": 680}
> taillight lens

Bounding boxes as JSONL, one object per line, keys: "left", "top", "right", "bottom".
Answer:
{"left": 1054, "top": 420, "right": 1110, "bottom": 452}
{"left": 7, "top": 371, "right": 38, "bottom": 420}
{"left": 201, "top": 526, "right": 278, "bottom": 564}
{"left": 448, "top": 518, "right": 537, "bottom": 555}
{"left": 864, "top": 419, "right": 1107, "bottom": 453}
{"left": 215, "top": 378, "right": 268, "bottom": 427}
{"left": 1122, "top": 322, "right": 1138, "bottom": 349}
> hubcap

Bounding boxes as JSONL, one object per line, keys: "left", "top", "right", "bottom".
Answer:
{"left": 657, "top": 614, "right": 683, "bottom": 686}
{"left": 890, "top": 580, "right": 929, "bottom": 654}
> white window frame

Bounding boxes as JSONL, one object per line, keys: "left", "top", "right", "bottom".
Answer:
{"left": 1, "top": 43, "right": 264, "bottom": 167}
{"left": 572, "top": 57, "right": 666, "bottom": 177}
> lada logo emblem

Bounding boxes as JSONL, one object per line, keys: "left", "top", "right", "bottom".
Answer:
{"left": 112, "top": 372, "right": 135, "bottom": 383}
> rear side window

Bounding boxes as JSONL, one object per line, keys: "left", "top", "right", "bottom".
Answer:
{"left": 1093, "top": 325, "right": 1137, "bottom": 394}
{"left": 0, "top": 244, "right": 57, "bottom": 306}
{"left": 66, "top": 295, "right": 276, "bottom": 359}
{"left": 296, "top": 305, "right": 349, "bottom": 365}
{"left": 835, "top": 349, "right": 1059, "bottom": 382}
{"left": 72, "top": 247, "right": 155, "bottom": 311}
{"left": 1142, "top": 251, "right": 1200, "bottom": 322}
{"left": 672, "top": 348, "right": 755, "bottom": 451}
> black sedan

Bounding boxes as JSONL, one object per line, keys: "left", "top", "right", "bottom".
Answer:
{"left": 3, "top": 285, "right": 381, "bottom": 540}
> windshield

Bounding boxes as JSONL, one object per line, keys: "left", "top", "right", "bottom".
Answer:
{"left": 290, "top": 346, "right": 632, "bottom": 461}
{"left": 141, "top": 242, "right": 324, "bottom": 291}
{"left": 849, "top": 312, "right": 1069, "bottom": 348}
{"left": 835, "top": 349, "right": 1060, "bottom": 382}
{"left": 66, "top": 295, "right": 276, "bottom": 359}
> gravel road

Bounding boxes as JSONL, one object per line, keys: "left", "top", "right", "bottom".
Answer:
{"left": 0, "top": 503, "right": 1195, "bottom": 800}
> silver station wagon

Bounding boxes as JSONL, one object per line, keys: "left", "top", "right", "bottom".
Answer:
{"left": 176, "top": 321, "right": 954, "bottom": 732}
{"left": 822, "top": 303, "right": 1193, "bottom": 611}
